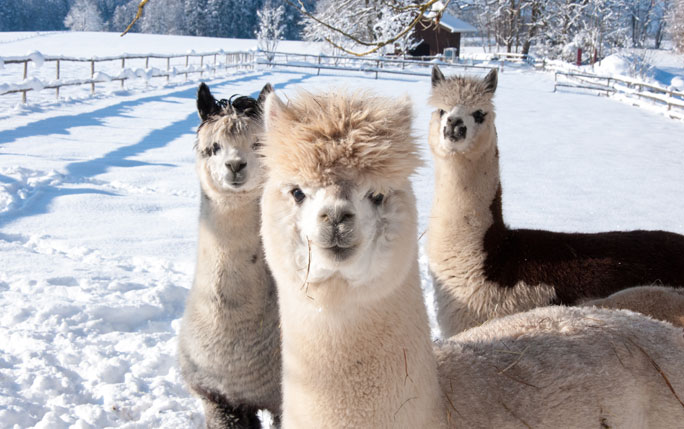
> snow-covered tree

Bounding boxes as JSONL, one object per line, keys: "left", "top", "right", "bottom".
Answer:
{"left": 668, "top": 0, "right": 684, "bottom": 53}
{"left": 65, "top": 0, "right": 105, "bottom": 31}
{"left": 139, "top": 0, "right": 186, "bottom": 34}
{"left": 256, "top": 0, "right": 285, "bottom": 61}
{"left": 302, "top": 0, "right": 433, "bottom": 56}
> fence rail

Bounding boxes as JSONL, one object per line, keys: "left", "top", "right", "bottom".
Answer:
{"left": 1, "top": 50, "right": 255, "bottom": 103}
{"left": 1, "top": 50, "right": 501, "bottom": 104}
{"left": 553, "top": 70, "right": 684, "bottom": 119}
{"left": 3, "top": 48, "right": 682, "bottom": 121}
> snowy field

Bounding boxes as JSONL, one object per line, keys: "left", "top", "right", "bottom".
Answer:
{"left": 1, "top": 32, "right": 684, "bottom": 428}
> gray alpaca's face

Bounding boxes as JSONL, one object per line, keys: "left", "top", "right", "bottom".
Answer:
{"left": 196, "top": 119, "right": 264, "bottom": 194}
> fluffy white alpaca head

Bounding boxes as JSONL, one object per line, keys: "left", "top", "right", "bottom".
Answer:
{"left": 260, "top": 90, "right": 422, "bottom": 310}
{"left": 195, "top": 83, "right": 272, "bottom": 203}
{"left": 428, "top": 66, "right": 497, "bottom": 158}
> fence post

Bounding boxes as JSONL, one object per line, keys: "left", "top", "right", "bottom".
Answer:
{"left": 213, "top": 54, "right": 217, "bottom": 76}
{"left": 23, "top": 60, "right": 28, "bottom": 80}
{"left": 185, "top": 55, "right": 189, "bottom": 80}
{"left": 90, "top": 59, "right": 95, "bottom": 95}
{"left": 121, "top": 58, "right": 125, "bottom": 89}
{"left": 56, "top": 59, "right": 60, "bottom": 99}
{"left": 145, "top": 56, "right": 149, "bottom": 69}
{"left": 500, "top": 60, "right": 504, "bottom": 73}
{"left": 22, "top": 90, "right": 27, "bottom": 104}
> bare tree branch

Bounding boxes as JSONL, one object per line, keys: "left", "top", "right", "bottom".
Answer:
{"left": 296, "top": 0, "right": 452, "bottom": 56}
{"left": 120, "top": 0, "right": 451, "bottom": 57}
{"left": 120, "top": 0, "right": 149, "bottom": 37}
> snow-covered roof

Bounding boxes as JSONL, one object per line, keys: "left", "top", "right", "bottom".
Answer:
{"left": 437, "top": 13, "right": 477, "bottom": 33}
{"left": 423, "top": 3, "right": 477, "bottom": 34}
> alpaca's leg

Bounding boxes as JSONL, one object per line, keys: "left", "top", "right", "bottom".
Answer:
{"left": 203, "top": 400, "right": 262, "bottom": 429}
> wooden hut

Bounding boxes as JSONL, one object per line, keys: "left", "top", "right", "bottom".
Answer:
{"left": 410, "top": 12, "right": 476, "bottom": 57}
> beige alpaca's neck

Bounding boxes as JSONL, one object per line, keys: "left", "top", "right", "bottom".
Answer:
{"left": 279, "top": 263, "right": 446, "bottom": 429}
{"left": 427, "top": 135, "right": 501, "bottom": 265}
{"left": 426, "top": 127, "right": 557, "bottom": 337}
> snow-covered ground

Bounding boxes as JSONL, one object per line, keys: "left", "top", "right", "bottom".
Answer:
{"left": 1, "top": 32, "right": 684, "bottom": 428}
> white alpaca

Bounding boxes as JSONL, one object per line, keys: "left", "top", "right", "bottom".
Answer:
{"left": 427, "top": 65, "right": 684, "bottom": 337}
{"left": 260, "top": 88, "right": 684, "bottom": 428}
{"left": 178, "top": 83, "right": 281, "bottom": 429}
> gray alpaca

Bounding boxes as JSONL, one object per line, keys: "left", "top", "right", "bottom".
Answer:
{"left": 178, "top": 83, "right": 281, "bottom": 429}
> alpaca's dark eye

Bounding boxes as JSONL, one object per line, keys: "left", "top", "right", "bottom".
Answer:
{"left": 472, "top": 110, "right": 486, "bottom": 124}
{"left": 438, "top": 109, "right": 446, "bottom": 117}
{"left": 368, "top": 192, "right": 384, "bottom": 206}
{"left": 212, "top": 142, "right": 221, "bottom": 155}
{"left": 251, "top": 140, "right": 262, "bottom": 150}
{"left": 291, "top": 187, "right": 305, "bottom": 203}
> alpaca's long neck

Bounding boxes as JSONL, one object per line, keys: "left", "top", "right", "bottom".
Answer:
{"left": 279, "top": 264, "right": 446, "bottom": 429}
{"left": 194, "top": 192, "right": 267, "bottom": 298}
{"left": 427, "top": 137, "right": 503, "bottom": 267}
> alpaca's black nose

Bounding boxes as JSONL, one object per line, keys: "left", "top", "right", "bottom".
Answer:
{"left": 444, "top": 116, "right": 467, "bottom": 141}
{"left": 227, "top": 161, "right": 247, "bottom": 173}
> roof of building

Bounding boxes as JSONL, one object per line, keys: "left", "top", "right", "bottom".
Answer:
{"left": 423, "top": 3, "right": 477, "bottom": 33}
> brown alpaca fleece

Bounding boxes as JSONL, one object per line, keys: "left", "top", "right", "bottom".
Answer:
{"left": 427, "top": 65, "right": 684, "bottom": 337}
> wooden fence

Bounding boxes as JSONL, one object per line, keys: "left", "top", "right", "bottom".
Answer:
{"left": 554, "top": 70, "right": 684, "bottom": 120}
{"left": 1, "top": 51, "right": 255, "bottom": 103}
{"left": 258, "top": 51, "right": 498, "bottom": 80}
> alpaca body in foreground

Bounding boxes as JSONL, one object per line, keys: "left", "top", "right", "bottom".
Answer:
{"left": 437, "top": 305, "right": 684, "bottom": 428}
{"left": 583, "top": 285, "right": 684, "bottom": 327}
{"left": 427, "top": 66, "right": 684, "bottom": 337}
{"left": 260, "top": 88, "right": 684, "bottom": 428}
{"left": 178, "top": 83, "right": 281, "bottom": 429}
{"left": 260, "top": 90, "right": 445, "bottom": 428}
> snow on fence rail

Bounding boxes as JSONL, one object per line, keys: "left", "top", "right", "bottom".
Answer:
{"left": 553, "top": 70, "right": 684, "bottom": 120}
{"left": 0, "top": 49, "right": 504, "bottom": 105}
{"left": 261, "top": 50, "right": 499, "bottom": 74}
{"left": 258, "top": 51, "right": 497, "bottom": 80}
{"left": 0, "top": 50, "right": 255, "bottom": 103}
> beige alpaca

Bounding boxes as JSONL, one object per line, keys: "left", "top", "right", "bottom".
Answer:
{"left": 260, "top": 87, "right": 684, "bottom": 429}
{"left": 178, "top": 83, "right": 281, "bottom": 429}
{"left": 427, "top": 65, "right": 684, "bottom": 337}
{"left": 583, "top": 286, "right": 684, "bottom": 327}
{"left": 260, "top": 89, "right": 446, "bottom": 429}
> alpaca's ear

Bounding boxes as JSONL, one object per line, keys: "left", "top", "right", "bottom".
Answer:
{"left": 263, "top": 91, "right": 286, "bottom": 132}
{"left": 197, "top": 83, "right": 219, "bottom": 121}
{"left": 257, "top": 83, "right": 274, "bottom": 106}
{"left": 483, "top": 69, "right": 498, "bottom": 94}
{"left": 431, "top": 65, "right": 445, "bottom": 87}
